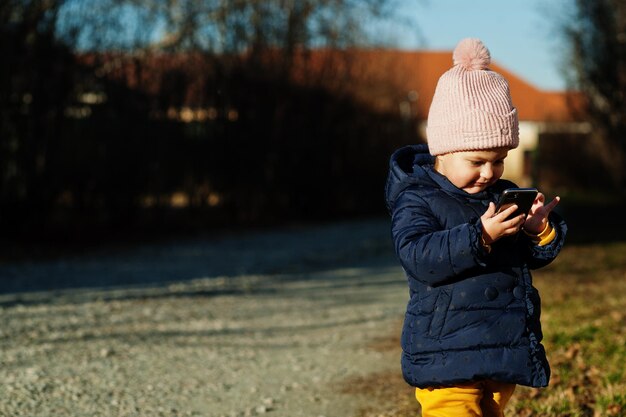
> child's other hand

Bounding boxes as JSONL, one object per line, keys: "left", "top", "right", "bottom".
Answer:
{"left": 481, "top": 202, "right": 526, "bottom": 245}
{"left": 523, "top": 193, "right": 560, "bottom": 234}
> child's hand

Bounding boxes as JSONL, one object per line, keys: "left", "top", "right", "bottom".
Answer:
{"left": 481, "top": 202, "right": 526, "bottom": 245}
{"left": 523, "top": 193, "right": 561, "bottom": 234}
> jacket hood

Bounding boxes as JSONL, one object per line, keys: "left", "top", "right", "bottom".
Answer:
{"left": 384, "top": 144, "right": 436, "bottom": 212}
{"left": 385, "top": 144, "right": 510, "bottom": 213}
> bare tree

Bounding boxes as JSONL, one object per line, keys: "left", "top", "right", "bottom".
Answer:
{"left": 0, "top": 0, "right": 74, "bottom": 229}
{"left": 561, "top": 0, "right": 626, "bottom": 190}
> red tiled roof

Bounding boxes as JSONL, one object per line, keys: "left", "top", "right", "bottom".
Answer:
{"left": 302, "top": 49, "right": 583, "bottom": 123}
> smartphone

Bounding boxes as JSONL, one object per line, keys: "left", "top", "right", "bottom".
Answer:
{"left": 495, "top": 188, "right": 538, "bottom": 220}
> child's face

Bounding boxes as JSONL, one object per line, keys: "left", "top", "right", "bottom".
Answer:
{"left": 435, "top": 148, "right": 509, "bottom": 194}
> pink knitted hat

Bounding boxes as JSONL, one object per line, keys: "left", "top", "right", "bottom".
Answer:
{"left": 426, "top": 38, "right": 519, "bottom": 155}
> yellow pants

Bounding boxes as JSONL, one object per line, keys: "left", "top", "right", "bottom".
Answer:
{"left": 415, "top": 380, "right": 516, "bottom": 417}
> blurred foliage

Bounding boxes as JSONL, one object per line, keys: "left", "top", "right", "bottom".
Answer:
{"left": 0, "top": 0, "right": 421, "bottom": 246}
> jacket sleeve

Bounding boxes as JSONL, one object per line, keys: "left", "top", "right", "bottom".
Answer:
{"left": 391, "top": 188, "right": 488, "bottom": 286}
{"left": 524, "top": 211, "right": 567, "bottom": 270}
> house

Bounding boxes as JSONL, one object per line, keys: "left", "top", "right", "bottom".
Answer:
{"left": 302, "top": 48, "right": 589, "bottom": 187}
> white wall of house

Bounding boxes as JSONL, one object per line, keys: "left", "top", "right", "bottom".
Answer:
{"left": 505, "top": 121, "right": 539, "bottom": 187}
{"left": 418, "top": 120, "right": 540, "bottom": 187}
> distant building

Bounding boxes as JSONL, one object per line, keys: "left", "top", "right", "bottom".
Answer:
{"left": 302, "top": 48, "right": 589, "bottom": 187}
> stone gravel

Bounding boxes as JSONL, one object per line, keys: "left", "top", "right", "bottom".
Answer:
{"left": 0, "top": 218, "right": 408, "bottom": 417}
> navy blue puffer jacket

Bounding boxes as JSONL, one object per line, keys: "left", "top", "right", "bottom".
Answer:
{"left": 385, "top": 144, "right": 567, "bottom": 388}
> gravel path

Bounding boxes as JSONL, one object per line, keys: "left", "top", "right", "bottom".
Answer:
{"left": 0, "top": 218, "right": 409, "bottom": 417}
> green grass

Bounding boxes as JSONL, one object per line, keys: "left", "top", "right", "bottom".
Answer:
{"left": 508, "top": 242, "right": 626, "bottom": 417}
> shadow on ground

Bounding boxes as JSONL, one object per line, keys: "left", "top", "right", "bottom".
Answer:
{"left": 0, "top": 217, "right": 396, "bottom": 299}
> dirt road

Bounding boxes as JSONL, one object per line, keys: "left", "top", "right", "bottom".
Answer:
{"left": 0, "top": 218, "right": 410, "bottom": 417}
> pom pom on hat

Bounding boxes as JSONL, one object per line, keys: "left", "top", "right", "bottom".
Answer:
{"left": 452, "top": 38, "right": 491, "bottom": 70}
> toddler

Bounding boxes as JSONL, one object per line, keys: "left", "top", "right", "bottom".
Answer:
{"left": 384, "top": 38, "right": 567, "bottom": 417}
